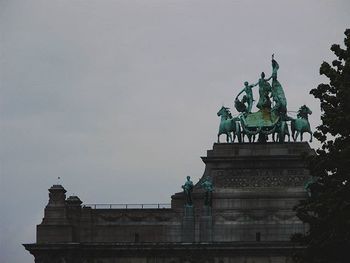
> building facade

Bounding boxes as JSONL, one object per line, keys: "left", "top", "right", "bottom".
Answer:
{"left": 24, "top": 142, "right": 314, "bottom": 263}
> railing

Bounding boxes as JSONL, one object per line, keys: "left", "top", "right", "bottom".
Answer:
{"left": 83, "top": 203, "right": 171, "bottom": 209}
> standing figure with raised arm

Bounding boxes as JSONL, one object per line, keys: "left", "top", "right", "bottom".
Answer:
{"left": 235, "top": 81, "right": 257, "bottom": 113}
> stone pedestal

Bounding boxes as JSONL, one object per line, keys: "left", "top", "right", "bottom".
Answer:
{"left": 200, "top": 206, "right": 213, "bottom": 242}
{"left": 173, "top": 142, "right": 315, "bottom": 242}
{"left": 182, "top": 205, "right": 195, "bottom": 242}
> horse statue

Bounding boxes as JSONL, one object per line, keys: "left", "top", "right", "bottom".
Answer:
{"left": 273, "top": 120, "right": 290, "bottom": 142}
{"left": 291, "top": 105, "right": 312, "bottom": 142}
{"left": 217, "top": 106, "right": 242, "bottom": 143}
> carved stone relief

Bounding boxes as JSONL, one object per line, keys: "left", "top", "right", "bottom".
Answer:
{"left": 212, "top": 169, "right": 308, "bottom": 187}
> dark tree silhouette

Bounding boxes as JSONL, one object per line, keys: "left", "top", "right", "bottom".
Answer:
{"left": 293, "top": 29, "right": 350, "bottom": 263}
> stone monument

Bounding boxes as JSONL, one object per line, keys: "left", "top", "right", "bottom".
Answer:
{"left": 24, "top": 56, "right": 315, "bottom": 263}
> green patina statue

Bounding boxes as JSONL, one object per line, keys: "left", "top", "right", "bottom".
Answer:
{"left": 217, "top": 54, "right": 312, "bottom": 143}
{"left": 257, "top": 72, "right": 272, "bottom": 110}
{"left": 270, "top": 54, "right": 287, "bottom": 118}
{"left": 182, "top": 176, "right": 194, "bottom": 206}
{"left": 304, "top": 176, "right": 319, "bottom": 197}
{"left": 201, "top": 176, "right": 214, "bottom": 207}
{"left": 217, "top": 106, "right": 242, "bottom": 143}
{"left": 235, "top": 81, "right": 257, "bottom": 113}
{"left": 291, "top": 105, "right": 313, "bottom": 142}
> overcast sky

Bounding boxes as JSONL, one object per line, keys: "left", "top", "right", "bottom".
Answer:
{"left": 0, "top": 0, "right": 349, "bottom": 262}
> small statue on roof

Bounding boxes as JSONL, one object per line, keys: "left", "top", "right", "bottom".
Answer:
{"left": 201, "top": 176, "right": 214, "bottom": 207}
{"left": 182, "top": 176, "right": 194, "bottom": 206}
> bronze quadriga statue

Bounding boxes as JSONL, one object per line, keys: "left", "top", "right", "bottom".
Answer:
{"left": 217, "top": 55, "right": 312, "bottom": 143}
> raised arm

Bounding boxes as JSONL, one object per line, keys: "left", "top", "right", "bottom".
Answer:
{"left": 265, "top": 75, "right": 272, "bottom": 81}
{"left": 236, "top": 88, "right": 245, "bottom": 98}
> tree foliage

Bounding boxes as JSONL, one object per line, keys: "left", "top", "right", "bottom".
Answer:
{"left": 293, "top": 29, "right": 350, "bottom": 263}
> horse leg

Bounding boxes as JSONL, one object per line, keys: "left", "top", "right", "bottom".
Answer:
{"left": 295, "top": 131, "right": 299, "bottom": 142}
{"left": 279, "top": 132, "right": 284, "bottom": 143}
{"left": 217, "top": 134, "right": 220, "bottom": 143}
{"left": 237, "top": 132, "right": 242, "bottom": 143}
{"left": 309, "top": 131, "right": 313, "bottom": 143}
{"left": 226, "top": 132, "right": 232, "bottom": 143}
{"left": 232, "top": 130, "right": 236, "bottom": 143}
{"left": 300, "top": 132, "right": 303, "bottom": 142}
{"left": 236, "top": 123, "right": 242, "bottom": 143}
{"left": 281, "top": 122, "right": 287, "bottom": 143}
{"left": 286, "top": 126, "right": 290, "bottom": 142}
{"left": 291, "top": 122, "right": 296, "bottom": 141}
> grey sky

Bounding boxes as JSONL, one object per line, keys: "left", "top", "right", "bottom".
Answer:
{"left": 0, "top": 0, "right": 349, "bottom": 262}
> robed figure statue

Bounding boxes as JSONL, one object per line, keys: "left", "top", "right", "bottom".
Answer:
{"left": 182, "top": 176, "right": 194, "bottom": 206}
{"left": 201, "top": 177, "right": 214, "bottom": 207}
{"left": 270, "top": 54, "right": 287, "bottom": 118}
{"left": 256, "top": 71, "right": 272, "bottom": 110}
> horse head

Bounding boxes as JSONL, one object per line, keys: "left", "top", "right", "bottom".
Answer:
{"left": 217, "top": 106, "right": 231, "bottom": 119}
{"left": 297, "top": 105, "right": 312, "bottom": 119}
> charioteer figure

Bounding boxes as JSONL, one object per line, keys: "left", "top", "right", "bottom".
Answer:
{"left": 235, "top": 81, "right": 257, "bottom": 114}
{"left": 256, "top": 72, "right": 272, "bottom": 110}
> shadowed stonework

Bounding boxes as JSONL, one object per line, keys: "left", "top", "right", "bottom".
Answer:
{"left": 24, "top": 142, "right": 314, "bottom": 263}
